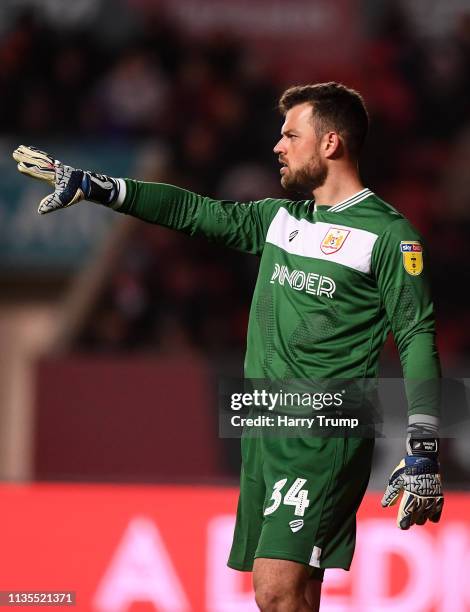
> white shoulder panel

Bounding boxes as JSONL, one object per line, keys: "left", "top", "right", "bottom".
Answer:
{"left": 265, "top": 207, "right": 378, "bottom": 274}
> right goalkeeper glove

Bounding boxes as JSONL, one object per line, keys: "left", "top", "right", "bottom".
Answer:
{"left": 12, "top": 145, "right": 124, "bottom": 214}
{"left": 382, "top": 437, "right": 444, "bottom": 530}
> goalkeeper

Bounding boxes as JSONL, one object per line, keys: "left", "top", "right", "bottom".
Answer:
{"left": 13, "top": 82, "right": 443, "bottom": 612}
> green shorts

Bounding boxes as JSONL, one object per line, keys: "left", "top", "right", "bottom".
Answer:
{"left": 227, "top": 434, "right": 374, "bottom": 578}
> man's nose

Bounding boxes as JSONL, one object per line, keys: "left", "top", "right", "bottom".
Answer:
{"left": 273, "top": 139, "right": 284, "bottom": 154}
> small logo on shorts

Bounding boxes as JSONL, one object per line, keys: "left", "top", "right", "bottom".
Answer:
{"left": 289, "top": 519, "right": 304, "bottom": 533}
{"left": 289, "top": 230, "right": 299, "bottom": 242}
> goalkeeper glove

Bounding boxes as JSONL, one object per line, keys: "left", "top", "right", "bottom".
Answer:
{"left": 12, "top": 145, "right": 125, "bottom": 214}
{"left": 381, "top": 437, "right": 444, "bottom": 530}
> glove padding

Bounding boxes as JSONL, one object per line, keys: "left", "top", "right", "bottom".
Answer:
{"left": 13, "top": 145, "right": 120, "bottom": 214}
{"left": 13, "top": 145, "right": 86, "bottom": 214}
{"left": 382, "top": 455, "right": 444, "bottom": 530}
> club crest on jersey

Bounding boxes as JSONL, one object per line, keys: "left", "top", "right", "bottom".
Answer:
{"left": 320, "top": 227, "right": 350, "bottom": 255}
{"left": 400, "top": 241, "right": 423, "bottom": 275}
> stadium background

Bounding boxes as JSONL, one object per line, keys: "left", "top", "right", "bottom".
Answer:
{"left": 0, "top": 0, "right": 469, "bottom": 609}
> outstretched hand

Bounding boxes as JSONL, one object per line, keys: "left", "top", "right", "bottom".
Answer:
{"left": 13, "top": 145, "right": 86, "bottom": 214}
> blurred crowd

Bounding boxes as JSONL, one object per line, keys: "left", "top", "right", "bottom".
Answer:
{"left": 1, "top": 3, "right": 470, "bottom": 368}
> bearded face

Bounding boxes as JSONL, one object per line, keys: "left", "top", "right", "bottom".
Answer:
{"left": 274, "top": 103, "right": 330, "bottom": 197}
{"left": 280, "top": 147, "right": 328, "bottom": 195}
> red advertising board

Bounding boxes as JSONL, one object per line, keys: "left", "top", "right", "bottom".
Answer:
{"left": 0, "top": 484, "right": 469, "bottom": 611}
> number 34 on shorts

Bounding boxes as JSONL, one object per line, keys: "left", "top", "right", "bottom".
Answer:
{"left": 264, "top": 478, "right": 311, "bottom": 531}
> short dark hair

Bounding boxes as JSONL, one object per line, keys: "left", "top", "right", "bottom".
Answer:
{"left": 278, "top": 82, "right": 369, "bottom": 159}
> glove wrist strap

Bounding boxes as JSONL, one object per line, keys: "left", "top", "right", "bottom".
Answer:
{"left": 81, "top": 172, "right": 125, "bottom": 207}
{"left": 406, "top": 413, "right": 439, "bottom": 457}
{"left": 406, "top": 436, "right": 439, "bottom": 457}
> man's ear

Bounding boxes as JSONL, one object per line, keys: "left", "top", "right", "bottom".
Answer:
{"left": 322, "top": 131, "right": 343, "bottom": 159}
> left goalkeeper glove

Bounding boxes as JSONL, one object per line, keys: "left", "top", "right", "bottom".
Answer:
{"left": 12, "top": 144, "right": 123, "bottom": 214}
{"left": 381, "top": 437, "right": 444, "bottom": 530}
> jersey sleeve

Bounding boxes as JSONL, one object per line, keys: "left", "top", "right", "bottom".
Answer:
{"left": 118, "top": 179, "right": 286, "bottom": 256}
{"left": 371, "top": 218, "right": 441, "bottom": 423}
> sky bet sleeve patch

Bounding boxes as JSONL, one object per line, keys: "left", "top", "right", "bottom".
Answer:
{"left": 400, "top": 241, "right": 423, "bottom": 275}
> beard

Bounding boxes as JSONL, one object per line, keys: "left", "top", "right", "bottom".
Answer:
{"left": 281, "top": 155, "right": 328, "bottom": 196}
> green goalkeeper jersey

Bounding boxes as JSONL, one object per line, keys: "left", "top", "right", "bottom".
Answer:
{"left": 118, "top": 181, "right": 440, "bottom": 417}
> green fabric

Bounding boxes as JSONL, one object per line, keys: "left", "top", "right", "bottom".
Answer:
{"left": 120, "top": 180, "right": 441, "bottom": 418}
{"left": 227, "top": 435, "right": 374, "bottom": 571}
